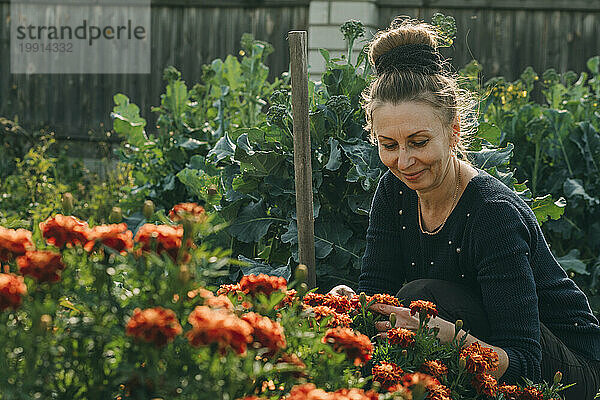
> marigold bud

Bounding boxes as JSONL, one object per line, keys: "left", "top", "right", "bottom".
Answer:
{"left": 182, "top": 215, "right": 195, "bottom": 235}
{"left": 295, "top": 264, "right": 308, "bottom": 283}
{"left": 371, "top": 381, "right": 381, "bottom": 392}
{"left": 143, "top": 200, "right": 155, "bottom": 219}
{"left": 553, "top": 371, "right": 562, "bottom": 384}
{"left": 109, "top": 207, "right": 123, "bottom": 223}
{"left": 179, "top": 265, "right": 190, "bottom": 284}
{"left": 40, "top": 314, "right": 52, "bottom": 330}
{"left": 62, "top": 193, "right": 74, "bottom": 214}
{"left": 298, "top": 282, "right": 308, "bottom": 297}
{"left": 459, "top": 356, "right": 467, "bottom": 370}
{"left": 359, "top": 292, "right": 367, "bottom": 308}
{"left": 401, "top": 349, "right": 408, "bottom": 358}
{"left": 389, "top": 313, "right": 397, "bottom": 328}
{"left": 455, "top": 319, "right": 463, "bottom": 331}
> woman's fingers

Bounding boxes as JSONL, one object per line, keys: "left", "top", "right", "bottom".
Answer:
{"left": 369, "top": 302, "right": 402, "bottom": 316}
{"left": 375, "top": 320, "right": 391, "bottom": 331}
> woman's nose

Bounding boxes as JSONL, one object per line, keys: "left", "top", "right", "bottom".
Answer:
{"left": 396, "top": 146, "right": 414, "bottom": 170}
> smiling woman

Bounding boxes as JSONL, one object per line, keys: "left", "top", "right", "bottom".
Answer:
{"left": 329, "top": 16, "right": 600, "bottom": 399}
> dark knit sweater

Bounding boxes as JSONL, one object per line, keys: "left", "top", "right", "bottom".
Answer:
{"left": 358, "top": 167, "right": 600, "bottom": 384}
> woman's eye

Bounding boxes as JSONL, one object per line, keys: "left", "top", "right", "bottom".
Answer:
{"left": 382, "top": 143, "right": 397, "bottom": 150}
{"left": 412, "top": 140, "right": 428, "bottom": 147}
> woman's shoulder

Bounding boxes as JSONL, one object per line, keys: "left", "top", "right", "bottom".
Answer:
{"left": 465, "top": 167, "right": 539, "bottom": 229}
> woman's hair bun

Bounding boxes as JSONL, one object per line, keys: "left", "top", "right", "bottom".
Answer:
{"left": 368, "top": 16, "right": 441, "bottom": 68}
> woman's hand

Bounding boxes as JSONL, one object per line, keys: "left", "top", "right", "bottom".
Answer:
{"left": 369, "top": 303, "right": 420, "bottom": 332}
{"left": 328, "top": 285, "right": 356, "bottom": 298}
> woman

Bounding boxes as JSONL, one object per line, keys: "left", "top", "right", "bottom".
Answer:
{"left": 330, "top": 17, "right": 600, "bottom": 399}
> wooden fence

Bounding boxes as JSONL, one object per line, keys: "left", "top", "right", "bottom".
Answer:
{"left": 377, "top": 0, "right": 600, "bottom": 84}
{"left": 1, "top": 0, "right": 600, "bottom": 149}
{"left": 0, "top": 0, "right": 309, "bottom": 146}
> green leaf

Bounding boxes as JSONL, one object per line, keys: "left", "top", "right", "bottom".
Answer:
{"left": 587, "top": 56, "right": 600, "bottom": 74}
{"left": 563, "top": 178, "right": 599, "bottom": 206}
{"left": 557, "top": 249, "right": 589, "bottom": 275}
{"left": 235, "top": 135, "right": 286, "bottom": 177}
{"left": 238, "top": 255, "right": 291, "bottom": 281}
{"left": 314, "top": 218, "right": 353, "bottom": 259}
{"left": 111, "top": 93, "right": 147, "bottom": 147}
{"left": 319, "top": 48, "right": 331, "bottom": 64}
{"left": 162, "top": 80, "right": 189, "bottom": 117}
{"left": 339, "top": 139, "right": 385, "bottom": 191}
{"left": 477, "top": 122, "right": 502, "bottom": 146}
{"left": 531, "top": 194, "right": 566, "bottom": 224}
{"left": 207, "top": 133, "right": 236, "bottom": 163}
{"left": 468, "top": 143, "right": 514, "bottom": 170}
{"left": 224, "top": 55, "right": 243, "bottom": 91}
{"left": 325, "top": 137, "right": 342, "bottom": 171}
{"left": 176, "top": 168, "right": 221, "bottom": 202}
{"left": 227, "top": 199, "right": 278, "bottom": 243}
{"left": 570, "top": 122, "right": 600, "bottom": 175}
{"left": 176, "top": 137, "right": 206, "bottom": 150}
{"left": 347, "top": 192, "right": 372, "bottom": 215}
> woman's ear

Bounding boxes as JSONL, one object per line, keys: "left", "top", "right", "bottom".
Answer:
{"left": 451, "top": 117, "right": 461, "bottom": 146}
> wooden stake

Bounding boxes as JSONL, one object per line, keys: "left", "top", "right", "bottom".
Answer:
{"left": 288, "top": 31, "right": 316, "bottom": 289}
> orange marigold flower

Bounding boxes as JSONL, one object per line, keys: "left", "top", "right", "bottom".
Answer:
{"left": 498, "top": 384, "right": 522, "bottom": 399}
{"left": 239, "top": 274, "right": 287, "bottom": 297}
{"left": 168, "top": 202, "right": 207, "bottom": 224}
{"left": 241, "top": 312, "right": 286, "bottom": 354}
{"left": 307, "top": 305, "right": 352, "bottom": 328}
{"left": 17, "top": 250, "right": 65, "bottom": 283}
{"left": 84, "top": 223, "right": 133, "bottom": 254}
{"left": 428, "top": 383, "right": 452, "bottom": 400}
{"left": 134, "top": 223, "right": 190, "bottom": 261}
{"left": 217, "top": 283, "right": 241, "bottom": 296}
{"left": 322, "top": 327, "right": 373, "bottom": 366}
{"left": 332, "top": 388, "right": 379, "bottom": 400}
{"left": 286, "top": 384, "right": 328, "bottom": 400}
{"left": 349, "top": 293, "right": 367, "bottom": 310}
{"left": 125, "top": 307, "right": 183, "bottom": 346}
{"left": 387, "top": 327, "right": 416, "bottom": 347}
{"left": 287, "top": 384, "right": 378, "bottom": 400}
{"left": 0, "top": 227, "right": 34, "bottom": 262}
{"left": 303, "top": 292, "right": 352, "bottom": 313}
{"left": 0, "top": 273, "right": 27, "bottom": 311}
{"left": 189, "top": 287, "right": 234, "bottom": 310}
{"left": 275, "top": 289, "right": 297, "bottom": 310}
{"left": 186, "top": 305, "right": 253, "bottom": 355}
{"left": 371, "top": 293, "right": 401, "bottom": 307}
{"left": 204, "top": 295, "right": 234, "bottom": 311}
{"left": 372, "top": 361, "right": 404, "bottom": 390}
{"left": 421, "top": 360, "right": 448, "bottom": 379}
{"left": 471, "top": 373, "right": 498, "bottom": 397}
{"left": 459, "top": 342, "right": 499, "bottom": 374}
{"left": 409, "top": 300, "right": 438, "bottom": 319}
{"left": 40, "top": 214, "right": 90, "bottom": 248}
{"left": 519, "top": 387, "right": 544, "bottom": 400}
{"left": 402, "top": 372, "right": 440, "bottom": 391}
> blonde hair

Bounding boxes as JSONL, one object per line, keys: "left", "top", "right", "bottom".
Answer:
{"left": 361, "top": 16, "right": 477, "bottom": 161}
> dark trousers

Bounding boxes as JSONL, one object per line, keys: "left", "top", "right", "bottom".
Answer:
{"left": 396, "top": 279, "right": 600, "bottom": 400}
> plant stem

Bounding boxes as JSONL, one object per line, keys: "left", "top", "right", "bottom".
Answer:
{"left": 532, "top": 139, "right": 541, "bottom": 195}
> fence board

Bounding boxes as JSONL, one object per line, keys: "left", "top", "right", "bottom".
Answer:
{"left": 2, "top": 1, "right": 600, "bottom": 146}
{"left": 0, "top": 2, "right": 308, "bottom": 141}
{"left": 379, "top": 6, "right": 600, "bottom": 83}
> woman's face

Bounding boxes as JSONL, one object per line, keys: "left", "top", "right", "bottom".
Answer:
{"left": 372, "top": 101, "right": 457, "bottom": 194}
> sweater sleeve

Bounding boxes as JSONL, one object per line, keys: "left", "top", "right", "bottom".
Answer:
{"left": 358, "top": 174, "right": 405, "bottom": 296}
{"left": 470, "top": 200, "right": 542, "bottom": 384}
